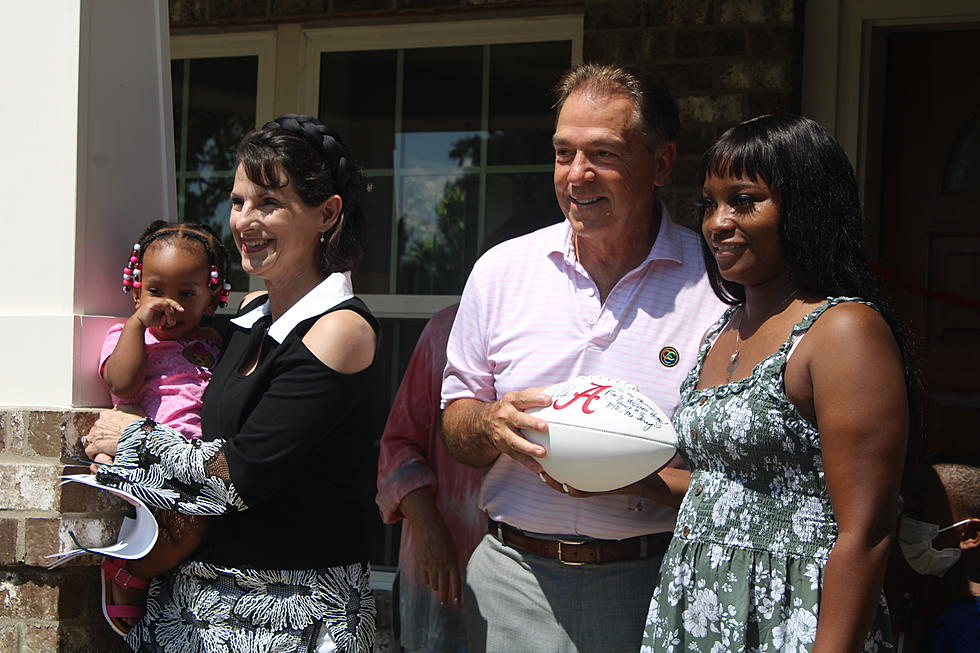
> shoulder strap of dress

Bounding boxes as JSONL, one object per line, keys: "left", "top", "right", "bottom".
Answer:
{"left": 692, "top": 306, "right": 738, "bottom": 371}
{"left": 780, "top": 296, "right": 876, "bottom": 360}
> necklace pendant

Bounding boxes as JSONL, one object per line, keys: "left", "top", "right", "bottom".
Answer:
{"left": 726, "top": 352, "right": 739, "bottom": 378}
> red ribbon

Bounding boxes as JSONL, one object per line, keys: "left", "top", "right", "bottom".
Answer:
{"left": 870, "top": 262, "right": 980, "bottom": 309}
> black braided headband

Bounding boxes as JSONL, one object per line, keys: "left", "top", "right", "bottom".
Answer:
{"left": 262, "top": 114, "right": 352, "bottom": 194}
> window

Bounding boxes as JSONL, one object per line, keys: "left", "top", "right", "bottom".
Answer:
{"left": 305, "top": 17, "right": 582, "bottom": 317}
{"left": 305, "top": 17, "right": 582, "bottom": 573}
{"left": 169, "top": 33, "right": 276, "bottom": 300}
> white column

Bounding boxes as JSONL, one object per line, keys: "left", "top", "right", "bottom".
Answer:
{"left": 0, "top": 0, "right": 175, "bottom": 408}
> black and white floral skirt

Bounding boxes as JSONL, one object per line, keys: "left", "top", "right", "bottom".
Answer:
{"left": 125, "top": 560, "right": 376, "bottom": 653}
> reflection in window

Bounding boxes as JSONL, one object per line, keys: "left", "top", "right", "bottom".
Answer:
{"left": 172, "top": 56, "right": 258, "bottom": 292}
{"left": 488, "top": 41, "right": 571, "bottom": 166}
{"left": 319, "top": 41, "right": 570, "bottom": 296}
{"left": 401, "top": 46, "right": 483, "bottom": 170}
{"left": 945, "top": 117, "right": 980, "bottom": 191}
{"left": 397, "top": 171, "right": 478, "bottom": 294}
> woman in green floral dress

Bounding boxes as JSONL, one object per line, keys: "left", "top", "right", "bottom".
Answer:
{"left": 640, "top": 115, "right": 915, "bottom": 652}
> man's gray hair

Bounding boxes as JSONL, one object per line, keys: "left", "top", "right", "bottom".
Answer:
{"left": 553, "top": 63, "right": 680, "bottom": 150}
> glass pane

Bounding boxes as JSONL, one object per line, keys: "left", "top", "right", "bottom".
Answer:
{"left": 484, "top": 172, "right": 563, "bottom": 251}
{"left": 171, "top": 60, "right": 184, "bottom": 166}
{"left": 401, "top": 46, "right": 483, "bottom": 170}
{"left": 944, "top": 117, "right": 980, "bottom": 191}
{"left": 184, "top": 56, "right": 258, "bottom": 172}
{"left": 352, "top": 174, "right": 393, "bottom": 294}
{"left": 183, "top": 177, "right": 249, "bottom": 293}
{"left": 487, "top": 41, "right": 571, "bottom": 166}
{"left": 319, "top": 50, "right": 398, "bottom": 171}
{"left": 396, "top": 172, "right": 479, "bottom": 294}
{"left": 365, "top": 316, "right": 429, "bottom": 567}
{"left": 378, "top": 317, "right": 430, "bottom": 406}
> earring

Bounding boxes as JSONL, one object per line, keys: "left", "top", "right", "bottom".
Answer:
{"left": 319, "top": 233, "right": 325, "bottom": 243}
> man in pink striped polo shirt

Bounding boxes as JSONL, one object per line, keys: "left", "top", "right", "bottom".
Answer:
{"left": 441, "top": 63, "right": 726, "bottom": 652}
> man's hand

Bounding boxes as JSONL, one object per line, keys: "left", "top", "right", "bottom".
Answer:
{"left": 416, "top": 520, "right": 461, "bottom": 606}
{"left": 474, "top": 390, "right": 553, "bottom": 473}
{"left": 535, "top": 469, "right": 636, "bottom": 497}
{"left": 442, "top": 389, "right": 553, "bottom": 470}
{"left": 399, "top": 487, "right": 463, "bottom": 605}
{"left": 536, "top": 466, "right": 690, "bottom": 508}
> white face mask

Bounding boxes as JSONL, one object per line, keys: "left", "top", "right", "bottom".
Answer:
{"left": 898, "top": 515, "right": 970, "bottom": 577}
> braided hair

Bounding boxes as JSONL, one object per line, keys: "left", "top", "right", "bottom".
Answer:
{"left": 236, "top": 114, "right": 367, "bottom": 275}
{"left": 129, "top": 220, "right": 231, "bottom": 305}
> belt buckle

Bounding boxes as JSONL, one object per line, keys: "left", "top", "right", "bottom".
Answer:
{"left": 556, "top": 539, "right": 588, "bottom": 566}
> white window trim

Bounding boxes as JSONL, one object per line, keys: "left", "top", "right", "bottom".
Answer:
{"left": 359, "top": 294, "right": 461, "bottom": 319}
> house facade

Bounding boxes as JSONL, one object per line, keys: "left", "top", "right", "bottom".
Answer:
{"left": 0, "top": 1, "right": 976, "bottom": 650}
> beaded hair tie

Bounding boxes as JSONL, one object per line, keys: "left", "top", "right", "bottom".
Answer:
{"left": 209, "top": 264, "right": 232, "bottom": 307}
{"left": 121, "top": 243, "right": 142, "bottom": 293}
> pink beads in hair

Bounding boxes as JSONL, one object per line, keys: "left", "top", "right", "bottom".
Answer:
{"left": 122, "top": 243, "right": 142, "bottom": 294}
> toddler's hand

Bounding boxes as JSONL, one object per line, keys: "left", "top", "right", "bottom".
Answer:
{"left": 133, "top": 297, "right": 184, "bottom": 329}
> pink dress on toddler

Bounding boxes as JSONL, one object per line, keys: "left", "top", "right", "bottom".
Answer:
{"left": 99, "top": 323, "right": 222, "bottom": 440}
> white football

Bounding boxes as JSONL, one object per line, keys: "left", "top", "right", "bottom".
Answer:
{"left": 521, "top": 376, "right": 677, "bottom": 492}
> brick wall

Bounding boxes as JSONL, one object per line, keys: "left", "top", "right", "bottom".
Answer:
{"left": 0, "top": 408, "right": 398, "bottom": 652}
{"left": 169, "top": 0, "right": 801, "bottom": 227}
{"left": 0, "top": 409, "right": 129, "bottom": 652}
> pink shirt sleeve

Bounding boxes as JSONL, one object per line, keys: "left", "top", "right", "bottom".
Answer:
{"left": 99, "top": 322, "right": 126, "bottom": 379}
{"left": 441, "top": 256, "right": 498, "bottom": 407}
{"left": 375, "top": 306, "right": 457, "bottom": 523}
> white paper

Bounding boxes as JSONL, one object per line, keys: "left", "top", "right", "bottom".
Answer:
{"left": 45, "top": 474, "right": 158, "bottom": 568}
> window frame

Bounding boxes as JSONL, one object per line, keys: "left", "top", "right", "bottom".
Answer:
{"left": 170, "top": 31, "right": 278, "bottom": 304}
{"left": 301, "top": 16, "right": 583, "bottom": 319}
{"left": 170, "top": 31, "right": 276, "bottom": 120}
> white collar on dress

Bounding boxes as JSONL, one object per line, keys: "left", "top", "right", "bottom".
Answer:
{"left": 229, "top": 271, "right": 354, "bottom": 343}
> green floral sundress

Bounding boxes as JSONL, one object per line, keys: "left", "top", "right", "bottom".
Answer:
{"left": 642, "top": 298, "right": 894, "bottom": 653}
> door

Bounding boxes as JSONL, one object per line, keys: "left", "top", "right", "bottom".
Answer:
{"left": 874, "top": 27, "right": 980, "bottom": 649}
{"left": 877, "top": 28, "right": 980, "bottom": 456}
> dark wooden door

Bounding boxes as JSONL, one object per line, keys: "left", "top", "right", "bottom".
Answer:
{"left": 875, "top": 28, "right": 980, "bottom": 649}
{"left": 878, "top": 28, "right": 980, "bottom": 455}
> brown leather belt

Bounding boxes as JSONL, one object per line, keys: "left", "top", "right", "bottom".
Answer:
{"left": 487, "top": 519, "right": 671, "bottom": 565}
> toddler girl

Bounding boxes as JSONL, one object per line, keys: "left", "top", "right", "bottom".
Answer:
{"left": 98, "top": 220, "right": 230, "bottom": 636}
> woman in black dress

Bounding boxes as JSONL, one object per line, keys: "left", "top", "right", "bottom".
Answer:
{"left": 86, "top": 114, "right": 379, "bottom": 653}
